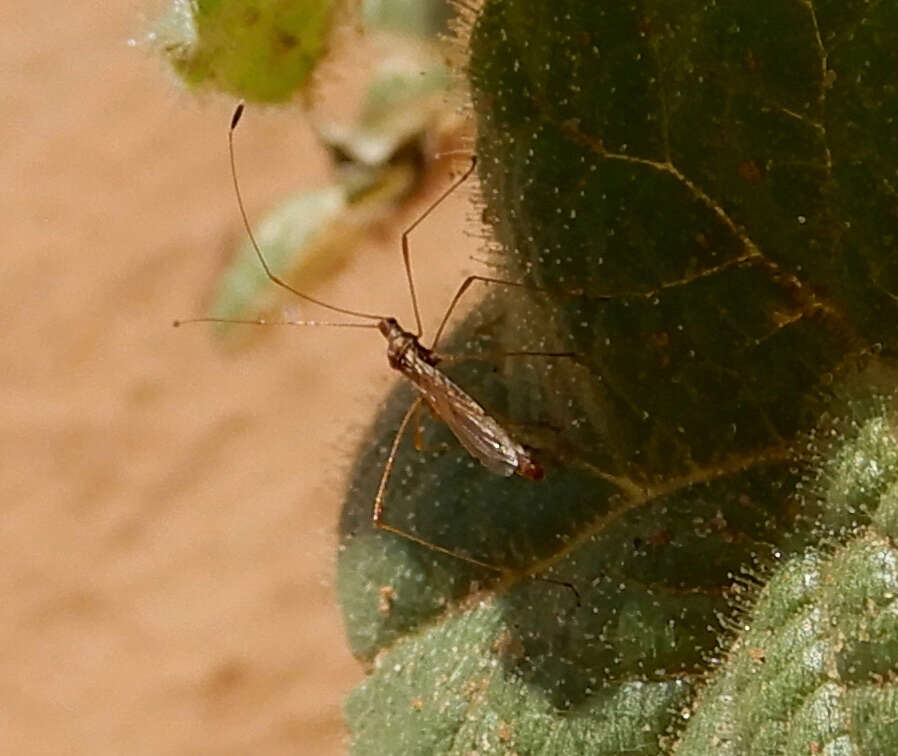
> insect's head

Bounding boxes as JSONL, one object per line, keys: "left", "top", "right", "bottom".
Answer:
{"left": 377, "top": 317, "right": 403, "bottom": 340}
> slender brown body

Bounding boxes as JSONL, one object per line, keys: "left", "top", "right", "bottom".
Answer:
{"left": 213, "top": 106, "right": 558, "bottom": 578}
{"left": 377, "top": 317, "right": 543, "bottom": 480}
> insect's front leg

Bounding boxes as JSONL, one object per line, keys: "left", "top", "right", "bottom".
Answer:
{"left": 434, "top": 349, "right": 580, "bottom": 366}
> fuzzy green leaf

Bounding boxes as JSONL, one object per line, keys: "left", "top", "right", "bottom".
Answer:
{"left": 339, "top": 1, "right": 898, "bottom": 753}
{"left": 677, "top": 404, "right": 898, "bottom": 754}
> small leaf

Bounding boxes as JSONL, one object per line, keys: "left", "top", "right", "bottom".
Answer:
{"left": 155, "top": 0, "right": 338, "bottom": 102}
{"left": 209, "top": 185, "right": 346, "bottom": 326}
{"left": 316, "top": 56, "right": 452, "bottom": 165}
{"left": 361, "top": 0, "right": 453, "bottom": 37}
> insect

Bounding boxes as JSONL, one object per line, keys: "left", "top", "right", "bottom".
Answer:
{"left": 177, "top": 103, "right": 575, "bottom": 585}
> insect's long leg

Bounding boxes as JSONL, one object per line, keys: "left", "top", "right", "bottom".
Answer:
{"left": 373, "top": 397, "right": 582, "bottom": 603}
{"left": 372, "top": 397, "right": 422, "bottom": 527}
{"left": 410, "top": 403, "right": 457, "bottom": 456}
{"left": 431, "top": 275, "right": 551, "bottom": 351}
{"left": 410, "top": 401, "right": 433, "bottom": 453}
{"left": 436, "top": 350, "right": 579, "bottom": 366}
{"left": 400, "top": 157, "right": 479, "bottom": 338}
{"left": 373, "top": 397, "right": 509, "bottom": 573}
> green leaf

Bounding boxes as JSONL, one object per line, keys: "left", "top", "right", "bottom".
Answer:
{"left": 346, "top": 602, "right": 693, "bottom": 755}
{"left": 155, "top": 0, "right": 337, "bottom": 102}
{"left": 677, "top": 403, "right": 898, "bottom": 754}
{"left": 338, "top": 1, "right": 898, "bottom": 752}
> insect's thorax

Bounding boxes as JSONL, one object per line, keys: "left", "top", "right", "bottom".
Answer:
{"left": 378, "top": 317, "right": 436, "bottom": 372}
{"left": 375, "top": 317, "right": 543, "bottom": 481}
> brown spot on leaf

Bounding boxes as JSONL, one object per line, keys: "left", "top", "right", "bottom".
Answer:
{"left": 738, "top": 159, "right": 763, "bottom": 184}
{"left": 492, "top": 628, "right": 526, "bottom": 662}
{"left": 378, "top": 586, "right": 396, "bottom": 617}
{"left": 747, "top": 646, "right": 766, "bottom": 663}
{"left": 645, "top": 528, "right": 672, "bottom": 546}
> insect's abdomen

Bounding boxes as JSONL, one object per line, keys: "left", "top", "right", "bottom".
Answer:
{"left": 516, "top": 457, "right": 544, "bottom": 480}
{"left": 394, "top": 339, "right": 545, "bottom": 481}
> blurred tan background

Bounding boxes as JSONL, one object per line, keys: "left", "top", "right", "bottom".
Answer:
{"left": 2, "top": 3, "right": 477, "bottom": 753}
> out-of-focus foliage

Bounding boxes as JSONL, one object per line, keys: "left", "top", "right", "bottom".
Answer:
{"left": 155, "top": 0, "right": 337, "bottom": 102}
{"left": 152, "top": 0, "right": 461, "bottom": 334}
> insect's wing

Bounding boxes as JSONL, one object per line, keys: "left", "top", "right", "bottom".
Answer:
{"left": 427, "top": 379, "right": 520, "bottom": 478}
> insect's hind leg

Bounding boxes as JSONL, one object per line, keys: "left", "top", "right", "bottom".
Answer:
{"left": 371, "top": 396, "right": 581, "bottom": 603}
{"left": 410, "top": 399, "right": 453, "bottom": 455}
{"left": 372, "top": 397, "right": 507, "bottom": 573}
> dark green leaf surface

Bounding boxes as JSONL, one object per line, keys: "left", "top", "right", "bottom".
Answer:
{"left": 339, "top": 1, "right": 898, "bottom": 752}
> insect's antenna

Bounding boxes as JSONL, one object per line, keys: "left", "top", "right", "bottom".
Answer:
{"left": 401, "top": 155, "right": 478, "bottom": 338}
{"left": 173, "top": 316, "right": 380, "bottom": 329}
{"left": 228, "top": 103, "right": 387, "bottom": 323}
